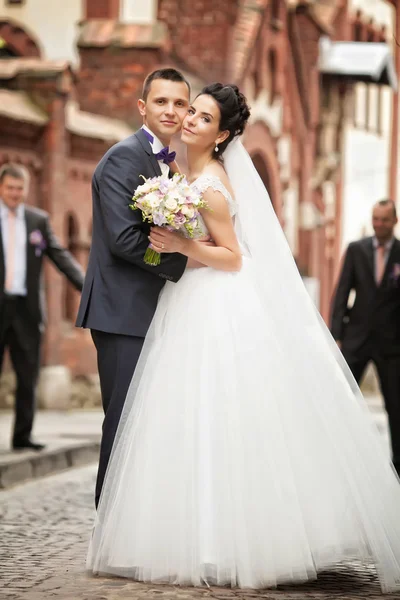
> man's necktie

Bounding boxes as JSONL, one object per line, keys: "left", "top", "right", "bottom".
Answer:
{"left": 376, "top": 244, "right": 386, "bottom": 285}
{"left": 5, "top": 211, "right": 16, "bottom": 292}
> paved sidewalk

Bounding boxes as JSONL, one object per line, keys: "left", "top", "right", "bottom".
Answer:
{"left": 0, "top": 410, "right": 103, "bottom": 489}
{"left": 0, "top": 464, "right": 398, "bottom": 600}
{"left": 0, "top": 395, "right": 398, "bottom": 599}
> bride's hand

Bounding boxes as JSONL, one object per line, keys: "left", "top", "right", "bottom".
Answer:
{"left": 149, "top": 228, "right": 214, "bottom": 255}
{"left": 149, "top": 227, "right": 188, "bottom": 254}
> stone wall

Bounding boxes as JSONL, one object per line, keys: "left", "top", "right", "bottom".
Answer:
{"left": 76, "top": 20, "right": 169, "bottom": 125}
{"left": 0, "top": 369, "right": 102, "bottom": 411}
{"left": 158, "top": 0, "right": 238, "bottom": 81}
{"left": 77, "top": 45, "right": 162, "bottom": 126}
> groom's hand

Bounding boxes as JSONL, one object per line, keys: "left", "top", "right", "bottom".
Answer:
{"left": 196, "top": 236, "right": 215, "bottom": 246}
{"left": 187, "top": 238, "right": 215, "bottom": 268}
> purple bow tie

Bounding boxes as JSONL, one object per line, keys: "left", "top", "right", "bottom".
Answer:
{"left": 141, "top": 128, "right": 176, "bottom": 164}
{"left": 155, "top": 147, "right": 176, "bottom": 165}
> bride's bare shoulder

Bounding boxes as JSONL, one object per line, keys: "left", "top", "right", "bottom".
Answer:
{"left": 201, "top": 163, "right": 234, "bottom": 198}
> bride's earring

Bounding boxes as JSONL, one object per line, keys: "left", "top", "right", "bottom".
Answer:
{"left": 215, "top": 143, "right": 219, "bottom": 153}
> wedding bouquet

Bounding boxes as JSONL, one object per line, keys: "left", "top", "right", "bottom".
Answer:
{"left": 130, "top": 173, "right": 208, "bottom": 266}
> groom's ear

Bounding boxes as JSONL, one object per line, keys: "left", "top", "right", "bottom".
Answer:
{"left": 138, "top": 99, "right": 146, "bottom": 117}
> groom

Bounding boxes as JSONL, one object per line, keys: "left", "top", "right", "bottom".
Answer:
{"left": 76, "top": 68, "right": 192, "bottom": 507}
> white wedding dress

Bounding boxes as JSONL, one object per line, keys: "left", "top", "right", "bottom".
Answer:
{"left": 88, "top": 144, "right": 400, "bottom": 592}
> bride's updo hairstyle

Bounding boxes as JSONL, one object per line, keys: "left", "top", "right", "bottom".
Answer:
{"left": 199, "top": 83, "right": 250, "bottom": 159}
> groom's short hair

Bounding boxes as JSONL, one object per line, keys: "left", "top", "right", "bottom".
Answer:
{"left": 142, "top": 68, "right": 190, "bottom": 100}
{"left": 0, "top": 163, "right": 29, "bottom": 185}
{"left": 375, "top": 199, "right": 397, "bottom": 218}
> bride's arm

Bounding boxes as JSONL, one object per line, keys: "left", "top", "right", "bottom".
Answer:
{"left": 149, "top": 189, "right": 242, "bottom": 272}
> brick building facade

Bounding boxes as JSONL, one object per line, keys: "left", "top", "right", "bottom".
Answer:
{"left": 0, "top": 0, "right": 399, "bottom": 389}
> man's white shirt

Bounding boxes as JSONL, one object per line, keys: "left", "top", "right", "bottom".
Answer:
{"left": 0, "top": 200, "right": 27, "bottom": 296}
{"left": 142, "top": 125, "right": 170, "bottom": 178}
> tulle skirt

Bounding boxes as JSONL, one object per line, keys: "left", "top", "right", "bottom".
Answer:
{"left": 87, "top": 259, "right": 400, "bottom": 591}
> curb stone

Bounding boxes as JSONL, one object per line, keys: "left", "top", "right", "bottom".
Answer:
{"left": 0, "top": 441, "right": 100, "bottom": 489}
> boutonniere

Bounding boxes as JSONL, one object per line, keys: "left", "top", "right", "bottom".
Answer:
{"left": 29, "top": 229, "right": 47, "bottom": 257}
{"left": 388, "top": 263, "right": 400, "bottom": 288}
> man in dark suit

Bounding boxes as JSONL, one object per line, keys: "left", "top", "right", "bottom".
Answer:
{"left": 331, "top": 199, "right": 400, "bottom": 475}
{"left": 76, "top": 68, "right": 198, "bottom": 507}
{"left": 0, "top": 163, "right": 84, "bottom": 451}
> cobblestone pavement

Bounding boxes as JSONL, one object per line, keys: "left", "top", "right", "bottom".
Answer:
{"left": 0, "top": 465, "right": 399, "bottom": 600}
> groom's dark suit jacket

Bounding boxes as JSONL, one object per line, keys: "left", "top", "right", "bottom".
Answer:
{"left": 76, "top": 129, "right": 187, "bottom": 336}
{"left": 330, "top": 236, "right": 400, "bottom": 357}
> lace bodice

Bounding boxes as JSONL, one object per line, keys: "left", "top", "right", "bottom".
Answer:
{"left": 191, "top": 174, "right": 237, "bottom": 218}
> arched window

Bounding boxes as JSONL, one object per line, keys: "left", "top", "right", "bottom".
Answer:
{"left": 270, "top": 0, "right": 280, "bottom": 23}
{"left": 0, "top": 20, "right": 41, "bottom": 57}
{"left": 63, "top": 214, "right": 80, "bottom": 323}
{"left": 353, "top": 11, "right": 363, "bottom": 41}
{"left": 367, "top": 19, "right": 376, "bottom": 42}
{"left": 252, "top": 62, "right": 262, "bottom": 98}
{"left": 268, "top": 48, "right": 278, "bottom": 103}
{"left": 252, "top": 153, "right": 273, "bottom": 200}
{"left": 353, "top": 23, "right": 362, "bottom": 41}
{"left": 0, "top": 40, "right": 17, "bottom": 58}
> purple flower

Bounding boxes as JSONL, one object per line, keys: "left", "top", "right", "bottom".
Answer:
{"left": 387, "top": 263, "right": 400, "bottom": 288}
{"left": 392, "top": 263, "right": 400, "bottom": 278}
{"left": 153, "top": 212, "right": 167, "bottom": 226}
{"left": 29, "top": 229, "right": 47, "bottom": 257}
{"left": 159, "top": 180, "right": 169, "bottom": 194}
{"left": 174, "top": 212, "right": 186, "bottom": 227}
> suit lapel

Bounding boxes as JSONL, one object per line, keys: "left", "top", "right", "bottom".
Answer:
{"left": 362, "top": 237, "right": 376, "bottom": 285}
{"left": 0, "top": 214, "right": 4, "bottom": 273}
{"left": 135, "top": 128, "right": 162, "bottom": 178}
{"left": 149, "top": 152, "right": 162, "bottom": 178}
{"left": 363, "top": 236, "right": 400, "bottom": 289}
{"left": 25, "top": 208, "right": 39, "bottom": 287}
{"left": 0, "top": 214, "right": 4, "bottom": 289}
{"left": 380, "top": 238, "right": 400, "bottom": 288}
{"left": 0, "top": 205, "right": 38, "bottom": 292}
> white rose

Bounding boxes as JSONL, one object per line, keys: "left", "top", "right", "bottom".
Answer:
{"left": 138, "top": 182, "right": 152, "bottom": 194}
{"left": 165, "top": 197, "right": 178, "bottom": 211}
{"left": 181, "top": 205, "right": 195, "bottom": 218}
{"left": 146, "top": 192, "right": 161, "bottom": 208}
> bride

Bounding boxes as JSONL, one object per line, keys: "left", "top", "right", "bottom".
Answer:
{"left": 87, "top": 83, "right": 400, "bottom": 592}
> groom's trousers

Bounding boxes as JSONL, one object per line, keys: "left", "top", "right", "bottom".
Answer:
{"left": 342, "top": 344, "right": 400, "bottom": 475}
{"left": 91, "top": 329, "right": 144, "bottom": 508}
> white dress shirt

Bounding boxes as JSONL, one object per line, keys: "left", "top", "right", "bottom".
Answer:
{"left": 0, "top": 200, "right": 27, "bottom": 296}
{"left": 142, "top": 125, "right": 170, "bottom": 178}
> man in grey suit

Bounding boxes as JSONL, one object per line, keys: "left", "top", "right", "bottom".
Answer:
{"left": 0, "top": 163, "right": 85, "bottom": 451}
{"left": 76, "top": 68, "right": 196, "bottom": 507}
